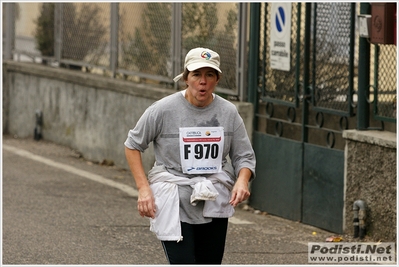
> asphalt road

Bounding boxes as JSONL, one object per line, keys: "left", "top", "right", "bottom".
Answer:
{"left": 2, "top": 135, "right": 336, "bottom": 265}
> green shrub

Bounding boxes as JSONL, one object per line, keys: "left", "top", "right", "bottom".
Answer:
{"left": 34, "top": 3, "right": 55, "bottom": 57}
{"left": 34, "top": 3, "right": 106, "bottom": 64}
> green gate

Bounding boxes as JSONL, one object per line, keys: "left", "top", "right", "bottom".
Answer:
{"left": 247, "top": 3, "right": 358, "bottom": 233}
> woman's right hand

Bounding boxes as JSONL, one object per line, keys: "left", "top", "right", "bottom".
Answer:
{"left": 125, "top": 147, "right": 156, "bottom": 219}
{"left": 137, "top": 185, "right": 156, "bottom": 219}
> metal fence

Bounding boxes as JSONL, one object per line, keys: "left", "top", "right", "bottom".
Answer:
{"left": 371, "top": 44, "right": 397, "bottom": 123}
{"left": 255, "top": 2, "right": 396, "bottom": 126}
{"left": 3, "top": 2, "right": 247, "bottom": 98}
{"left": 258, "top": 3, "right": 357, "bottom": 114}
{"left": 3, "top": 2, "right": 396, "bottom": 121}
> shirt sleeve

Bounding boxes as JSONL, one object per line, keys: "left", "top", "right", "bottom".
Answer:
{"left": 229, "top": 112, "right": 256, "bottom": 180}
{"left": 124, "top": 104, "right": 161, "bottom": 152}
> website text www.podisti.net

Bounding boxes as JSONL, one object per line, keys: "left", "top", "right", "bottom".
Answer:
{"left": 308, "top": 242, "right": 396, "bottom": 264}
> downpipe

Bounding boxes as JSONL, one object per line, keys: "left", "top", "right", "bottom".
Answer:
{"left": 353, "top": 200, "right": 366, "bottom": 239}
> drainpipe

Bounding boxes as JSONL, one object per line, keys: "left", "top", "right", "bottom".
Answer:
{"left": 353, "top": 200, "right": 366, "bottom": 239}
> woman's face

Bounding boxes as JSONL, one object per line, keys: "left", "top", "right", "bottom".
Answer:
{"left": 184, "top": 67, "right": 219, "bottom": 107}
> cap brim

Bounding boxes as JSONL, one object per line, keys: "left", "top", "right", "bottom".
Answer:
{"left": 173, "top": 73, "right": 183, "bottom": 82}
{"left": 187, "top": 62, "right": 222, "bottom": 74}
{"left": 173, "top": 63, "right": 222, "bottom": 83}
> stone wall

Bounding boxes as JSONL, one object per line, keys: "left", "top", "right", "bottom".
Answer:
{"left": 343, "top": 130, "right": 396, "bottom": 241}
{"left": 3, "top": 61, "right": 254, "bottom": 174}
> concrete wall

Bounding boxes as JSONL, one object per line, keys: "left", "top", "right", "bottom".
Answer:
{"left": 2, "top": 61, "right": 254, "bottom": 174}
{"left": 343, "top": 130, "right": 396, "bottom": 241}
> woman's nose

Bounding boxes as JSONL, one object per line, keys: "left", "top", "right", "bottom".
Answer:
{"left": 199, "top": 75, "right": 207, "bottom": 84}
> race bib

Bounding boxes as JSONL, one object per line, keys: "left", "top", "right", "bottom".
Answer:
{"left": 179, "top": 127, "right": 224, "bottom": 174}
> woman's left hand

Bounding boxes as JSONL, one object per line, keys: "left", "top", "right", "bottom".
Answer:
{"left": 229, "top": 168, "right": 252, "bottom": 207}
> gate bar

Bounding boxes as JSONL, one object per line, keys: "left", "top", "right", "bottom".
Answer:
{"left": 110, "top": 3, "right": 119, "bottom": 77}
{"left": 302, "top": 3, "right": 312, "bottom": 144}
{"left": 357, "top": 3, "right": 371, "bottom": 130}
{"left": 248, "top": 3, "right": 261, "bottom": 130}
{"left": 4, "top": 3, "right": 15, "bottom": 60}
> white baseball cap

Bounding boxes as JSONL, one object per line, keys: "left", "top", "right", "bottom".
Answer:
{"left": 173, "top": 47, "right": 222, "bottom": 82}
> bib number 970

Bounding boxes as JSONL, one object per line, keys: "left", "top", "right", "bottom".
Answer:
{"left": 179, "top": 127, "right": 224, "bottom": 174}
{"left": 184, "top": 144, "right": 219, "bottom": 160}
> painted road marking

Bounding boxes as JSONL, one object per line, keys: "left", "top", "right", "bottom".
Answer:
{"left": 3, "top": 144, "right": 253, "bottom": 225}
{"left": 229, "top": 216, "right": 254, "bottom": 225}
{"left": 3, "top": 144, "right": 139, "bottom": 197}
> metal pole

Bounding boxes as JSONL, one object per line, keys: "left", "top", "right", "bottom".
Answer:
{"left": 237, "top": 3, "right": 248, "bottom": 102}
{"left": 302, "top": 3, "right": 311, "bottom": 144}
{"left": 4, "top": 3, "right": 15, "bottom": 60}
{"left": 357, "top": 3, "right": 371, "bottom": 130}
{"left": 347, "top": 3, "right": 356, "bottom": 116}
{"left": 110, "top": 3, "right": 119, "bottom": 77}
{"left": 295, "top": 3, "right": 302, "bottom": 108}
{"left": 172, "top": 3, "right": 182, "bottom": 89}
{"left": 54, "top": 3, "right": 63, "bottom": 64}
{"left": 247, "top": 3, "right": 260, "bottom": 130}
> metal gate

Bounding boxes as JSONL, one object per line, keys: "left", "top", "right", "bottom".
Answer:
{"left": 247, "top": 3, "right": 358, "bottom": 233}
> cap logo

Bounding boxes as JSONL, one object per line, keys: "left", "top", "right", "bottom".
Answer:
{"left": 201, "top": 51, "right": 211, "bottom": 60}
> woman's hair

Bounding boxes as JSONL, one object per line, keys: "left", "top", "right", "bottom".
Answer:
{"left": 182, "top": 68, "right": 220, "bottom": 88}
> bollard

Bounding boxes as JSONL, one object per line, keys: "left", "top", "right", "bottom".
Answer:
{"left": 34, "top": 109, "right": 43, "bottom": 141}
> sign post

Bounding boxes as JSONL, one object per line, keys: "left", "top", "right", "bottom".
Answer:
{"left": 270, "top": 3, "right": 292, "bottom": 71}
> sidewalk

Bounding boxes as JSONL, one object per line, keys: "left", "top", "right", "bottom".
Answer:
{"left": 224, "top": 203, "right": 337, "bottom": 265}
{"left": 3, "top": 135, "right": 348, "bottom": 265}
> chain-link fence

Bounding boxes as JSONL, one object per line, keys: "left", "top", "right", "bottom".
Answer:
{"left": 259, "top": 3, "right": 356, "bottom": 113}
{"left": 311, "top": 3, "right": 356, "bottom": 114}
{"left": 119, "top": 3, "right": 172, "bottom": 83}
{"left": 257, "top": 2, "right": 396, "bottom": 124}
{"left": 5, "top": 2, "right": 242, "bottom": 96}
{"left": 259, "top": 2, "right": 302, "bottom": 105}
{"left": 371, "top": 44, "right": 397, "bottom": 122}
{"left": 3, "top": 2, "right": 396, "bottom": 117}
{"left": 63, "top": 3, "right": 110, "bottom": 67}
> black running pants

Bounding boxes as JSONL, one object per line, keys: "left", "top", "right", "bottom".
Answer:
{"left": 161, "top": 218, "right": 229, "bottom": 264}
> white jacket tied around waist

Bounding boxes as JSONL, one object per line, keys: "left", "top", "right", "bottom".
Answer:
{"left": 148, "top": 171, "right": 234, "bottom": 241}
